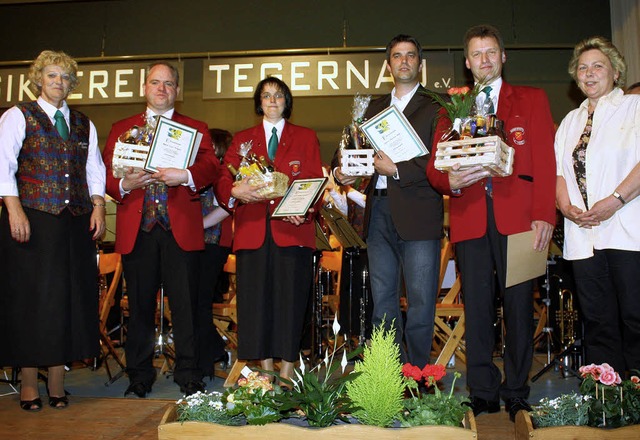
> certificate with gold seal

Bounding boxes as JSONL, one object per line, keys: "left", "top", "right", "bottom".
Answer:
{"left": 144, "top": 116, "right": 203, "bottom": 173}
{"left": 360, "top": 105, "right": 429, "bottom": 163}
{"left": 272, "top": 177, "right": 328, "bottom": 218}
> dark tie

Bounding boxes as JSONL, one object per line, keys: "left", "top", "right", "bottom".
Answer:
{"left": 481, "top": 86, "right": 495, "bottom": 114}
{"left": 268, "top": 127, "right": 278, "bottom": 161}
{"left": 54, "top": 110, "right": 69, "bottom": 141}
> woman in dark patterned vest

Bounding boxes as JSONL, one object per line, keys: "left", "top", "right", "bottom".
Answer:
{"left": 0, "top": 50, "right": 106, "bottom": 411}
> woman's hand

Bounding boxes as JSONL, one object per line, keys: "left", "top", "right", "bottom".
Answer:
{"left": 560, "top": 204, "right": 600, "bottom": 228}
{"left": 283, "top": 208, "right": 314, "bottom": 226}
{"left": 231, "top": 178, "right": 269, "bottom": 204}
{"left": 579, "top": 195, "right": 621, "bottom": 224}
{"left": 4, "top": 196, "right": 31, "bottom": 243}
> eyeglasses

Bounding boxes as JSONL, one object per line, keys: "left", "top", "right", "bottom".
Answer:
{"left": 260, "top": 92, "right": 285, "bottom": 100}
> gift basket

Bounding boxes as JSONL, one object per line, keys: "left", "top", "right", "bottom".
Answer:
{"left": 227, "top": 140, "right": 289, "bottom": 199}
{"left": 111, "top": 114, "right": 157, "bottom": 178}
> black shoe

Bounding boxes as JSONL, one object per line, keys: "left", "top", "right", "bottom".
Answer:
{"left": 180, "top": 380, "right": 206, "bottom": 396}
{"left": 464, "top": 396, "right": 500, "bottom": 416}
{"left": 124, "top": 382, "right": 150, "bottom": 398}
{"left": 505, "top": 397, "right": 532, "bottom": 422}
{"left": 20, "top": 398, "right": 43, "bottom": 412}
{"left": 47, "top": 387, "right": 70, "bottom": 409}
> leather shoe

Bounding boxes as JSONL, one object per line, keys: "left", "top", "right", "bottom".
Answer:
{"left": 505, "top": 397, "right": 532, "bottom": 422}
{"left": 124, "top": 382, "right": 150, "bottom": 398}
{"left": 464, "top": 396, "right": 500, "bottom": 416}
{"left": 180, "top": 380, "right": 206, "bottom": 396}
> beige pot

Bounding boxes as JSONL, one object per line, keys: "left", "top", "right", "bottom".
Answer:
{"left": 515, "top": 410, "right": 640, "bottom": 440}
{"left": 158, "top": 406, "right": 477, "bottom": 440}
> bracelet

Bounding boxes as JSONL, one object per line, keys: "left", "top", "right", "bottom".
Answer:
{"left": 93, "top": 202, "right": 106, "bottom": 207}
{"left": 612, "top": 191, "right": 627, "bottom": 205}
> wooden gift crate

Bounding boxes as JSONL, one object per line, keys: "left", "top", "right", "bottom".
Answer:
{"left": 340, "top": 149, "right": 375, "bottom": 177}
{"left": 111, "top": 141, "right": 150, "bottom": 177}
{"left": 434, "top": 135, "right": 514, "bottom": 177}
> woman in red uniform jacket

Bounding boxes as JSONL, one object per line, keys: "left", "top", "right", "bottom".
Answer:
{"left": 215, "top": 77, "right": 323, "bottom": 383}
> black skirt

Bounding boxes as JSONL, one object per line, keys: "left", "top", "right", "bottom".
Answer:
{"left": 235, "top": 224, "right": 313, "bottom": 362}
{"left": 0, "top": 207, "right": 99, "bottom": 367}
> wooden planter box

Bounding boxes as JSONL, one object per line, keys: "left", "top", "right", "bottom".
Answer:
{"left": 515, "top": 410, "right": 640, "bottom": 440}
{"left": 158, "top": 405, "right": 477, "bottom": 440}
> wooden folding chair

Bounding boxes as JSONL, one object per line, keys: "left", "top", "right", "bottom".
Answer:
{"left": 97, "top": 252, "right": 127, "bottom": 384}
{"left": 432, "top": 204, "right": 467, "bottom": 367}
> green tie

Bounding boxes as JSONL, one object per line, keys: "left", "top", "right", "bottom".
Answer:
{"left": 481, "top": 86, "right": 494, "bottom": 114}
{"left": 268, "top": 126, "right": 278, "bottom": 160}
{"left": 54, "top": 110, "right": 69, "bottom": 141}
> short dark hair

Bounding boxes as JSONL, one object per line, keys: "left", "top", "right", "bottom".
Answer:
{"left": 464, "top": 24, "right": 505, "bottom": 58}
{"left": 386, "top": 34, "right": 423, "bottom": 63}
{"left": 145, "top": 61, "right": 180, "bottom": 85}
{"left": 253, "top": 76, "right": 293, "bottom": 119}
{"left": 627, "top": 81, "right": 640, "bottom": 93}
{"left": 209, "top": 128, "right": 232, "bottom": 161}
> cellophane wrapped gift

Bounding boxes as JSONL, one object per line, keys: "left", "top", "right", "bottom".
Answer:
{"left": 340, "top": 93, "right": 374, "bottom": 177}
{"left": 232, "top": 140, "right": 289, "bottom": 198}
{"left": 111, "top": 115, "right": 157, "bottom": 178}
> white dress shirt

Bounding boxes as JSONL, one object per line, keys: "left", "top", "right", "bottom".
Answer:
{"left": 376, "top": 82, "right": 420, "bottom": 189}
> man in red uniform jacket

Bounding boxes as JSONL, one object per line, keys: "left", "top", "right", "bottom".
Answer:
{"left": 102, "top": 62, "right": 218, "bottom": 397}
{"left": 426, "top": 25, "right": 556, "bottom": 422}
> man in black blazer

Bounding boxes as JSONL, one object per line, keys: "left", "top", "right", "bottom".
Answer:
{"left": 333, "top": 34, "right": 443, "bottom": 368}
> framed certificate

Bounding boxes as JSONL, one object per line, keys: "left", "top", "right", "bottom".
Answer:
{"left": 144, "top": 116, "right": 203, "bottom": 173}
{"left": 360, "top": 105, "right": 429, "bottom": 163}
{"left": 272, "top": 177, "right": 328, "bottom": 218}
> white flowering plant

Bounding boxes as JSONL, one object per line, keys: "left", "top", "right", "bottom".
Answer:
{"left": 278, "top": 316, "right": 363, "bottom": 427}
{"left": 176, "top": 391, "right": 243, "bottom": 425}
{"left": 530, "top": 392, "right": 590, "bottom": 427}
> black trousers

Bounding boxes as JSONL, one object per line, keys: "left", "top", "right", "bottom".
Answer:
{"left": 195, "top": 243, "right": 230, "bottom": 377}
{"left": 456, "top": 197, "right": 534, "bottom": 402}
{"left": 122, "top": 226, "right": 200, "bottom": 387}
{"left": 572, "top": 249, "right": 640, "bottom": 375}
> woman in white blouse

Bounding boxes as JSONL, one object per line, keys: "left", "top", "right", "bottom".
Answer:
{"left": 555, "top": 36, "right": 640, "bottom": 376}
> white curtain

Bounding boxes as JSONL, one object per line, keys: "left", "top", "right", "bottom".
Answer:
{"left": 610, "top": 0, "right": 640, "bottom": 87}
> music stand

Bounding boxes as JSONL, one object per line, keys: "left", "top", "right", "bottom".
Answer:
{"left": 320, "top": 205, "right": 367, "bottom": 349}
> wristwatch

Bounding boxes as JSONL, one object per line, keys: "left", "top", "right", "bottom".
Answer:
{"left": 612, "top": 191, "right": 627, "bottom": 205}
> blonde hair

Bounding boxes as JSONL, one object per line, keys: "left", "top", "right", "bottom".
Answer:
{"left": 568, "top": 36, "right": 627, "bottom": 89}
{"left": 28, "top": 50, "right": 79, "bottom": 95}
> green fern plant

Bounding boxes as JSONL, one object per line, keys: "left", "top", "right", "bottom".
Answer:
{"left": 346, "top": 321, "right": 404, "bottom": 427}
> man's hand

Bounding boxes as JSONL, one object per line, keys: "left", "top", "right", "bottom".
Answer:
{"left": 373, "top": 150, "right": 397, "bottom": 176}
{"left": 121, "top": 167, "right": 154, "bottom": 192}
{"left": 448, "top": 163, "right": 491, "bottom": 190}
{"left": 531, "top": 220, "right": 553, "bottom": 252}
{"left": 334, "top": 166, "right": 357, "bottom": 186}
{"left": 152, "top": 167, "right": 188, "bottom": 187}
